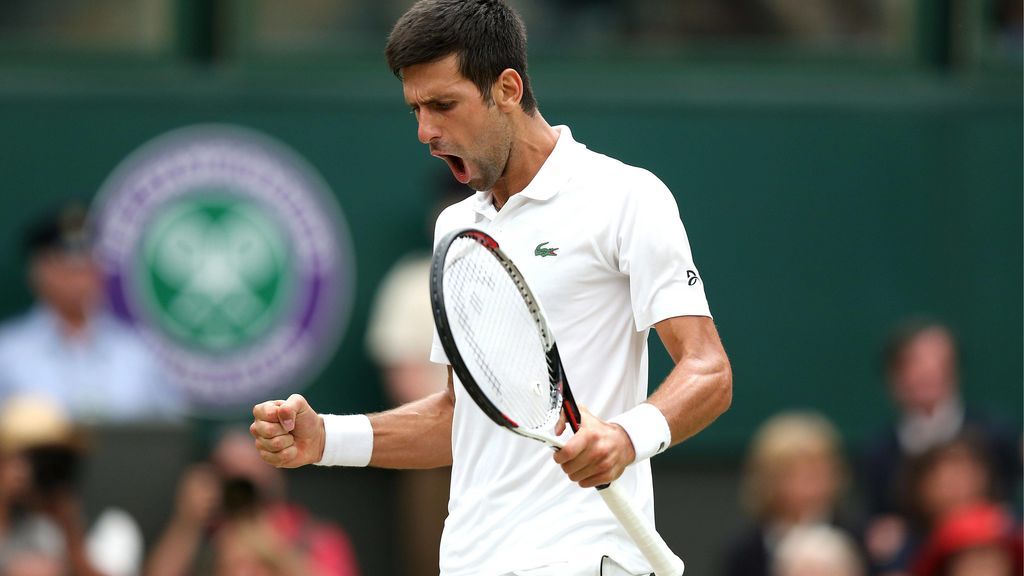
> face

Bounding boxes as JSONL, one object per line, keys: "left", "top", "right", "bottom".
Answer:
{"left": 779, "top": 557, "right": 859, "bottom": 576}
{"left": 212, "top": 431, "right": 283, "bottom": 500}
{"left": 919, "top": 444, "right": 989, "bottom": 522}
{"left": 30, "top": 252, "right": 102, "bottom": 321}
{"left": 0, "top": 452, "right": 31, "bottom": 501}
{"left": 402, "top": 54, "right": 513, "bottom": 191}
{"left": 774, "top": 451, "right": 840, "bottom": 521}
{"left": 891, "top": 328, "right": 957, "bottom": 412}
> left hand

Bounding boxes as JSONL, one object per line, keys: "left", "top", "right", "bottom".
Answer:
{"left": 552, "top": 406, "right": 636, "bottom": 488}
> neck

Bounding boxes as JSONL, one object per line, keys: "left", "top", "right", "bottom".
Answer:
{"left": 490, "top": 113, "right": 558, "bottom": 210}
{"left": 55, "top": 309, "right": 90, "bottom": 338}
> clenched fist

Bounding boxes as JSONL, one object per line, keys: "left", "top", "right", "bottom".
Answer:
{"left": 250, "top": 394, "right": 325, "bottom": 468}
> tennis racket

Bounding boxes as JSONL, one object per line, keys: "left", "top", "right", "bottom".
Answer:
{"left": 430, "top": 227, "right": 685, "bottom": 576}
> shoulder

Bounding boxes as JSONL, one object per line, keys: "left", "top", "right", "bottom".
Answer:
{"left": 94, "top": 313, "right": 143, "bottom": 344}
{"left": 721, "top": 523, "right": 769, "bottom": 574}
{"left": 0, "top": 308, "right": 49, "bottom": 352}
{"left": 570, "top": 146, "right": 677, "bottom": 211}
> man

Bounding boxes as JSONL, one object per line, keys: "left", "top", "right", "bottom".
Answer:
{"left": 860, "top": 319, "right": 1021, "bottom": 573}
{"left": 0, "top": 204, "right": 186, "bottom": 423}
{"left": 251, "top": 2, "right": 732, "bottom": 575}
{"left": 863, "top": 319, "right": 1020, "bottom": 516}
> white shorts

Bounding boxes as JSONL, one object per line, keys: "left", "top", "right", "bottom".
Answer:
{"left": 505, "top": 556, "right": 651, "bottom": 576}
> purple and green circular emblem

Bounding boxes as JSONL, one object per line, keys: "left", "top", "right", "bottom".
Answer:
{"left": 92, "top": 125, "right": 353, "bottom": 409}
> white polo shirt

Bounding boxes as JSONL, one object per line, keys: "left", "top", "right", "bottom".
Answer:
{"left": 430, "top": 126, "right": 711, "bottom": 576}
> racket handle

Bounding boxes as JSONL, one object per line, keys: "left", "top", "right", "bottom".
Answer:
{"left": 597, "top": 482, "right": 685, "bottom": 576}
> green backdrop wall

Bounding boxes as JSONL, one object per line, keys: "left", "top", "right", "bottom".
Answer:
{"left": 0, "top": 65, "right": 1019, "bottom": 456}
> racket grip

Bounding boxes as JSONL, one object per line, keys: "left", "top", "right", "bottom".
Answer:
{"left": 597, "top": 482, "right": 685, "bottom": 576}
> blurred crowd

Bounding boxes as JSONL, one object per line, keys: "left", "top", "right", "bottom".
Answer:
{"left": 0, "top": 0, "right": 1021, "bottom": 60}
{"left": 0, "top": 201, "right": 1017, "bottom": 576}
{"left": 723, "top": 320, "right": 1022, "bottom": 576}
{"left": 0, "top": 205, "right": 360, "bottom": 576}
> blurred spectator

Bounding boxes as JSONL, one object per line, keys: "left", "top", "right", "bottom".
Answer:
{"left": 364, "top": 172, "right": 466, "bottom": 576}
{"left": 0, "top": 395, "right": 143, "bottom": 576}
{"left": 366, "top": 253, "right": 447, "bottom": 406}
{"left": 0, "top": 203, "right": 186, "bottom": 423}
{"left": 861, "top": 320, "right": 1022, "bottom": 572}
{"left": 911, "top": 503, "right": 1022, "bottom": 576}
{"left": 863, "top": 320, "right": 1019, "bottom": 515}
{"left": 722, "top": 412, "right": 863, "bottom": 576}
{"left": 146, "top": 429, "right": 358, "bottom": 576}
{"left": 774, "top": 524, "right": 864, "bottom": 576}
{"left": 866, "top": 433, "right": 1008, "bottom": 574}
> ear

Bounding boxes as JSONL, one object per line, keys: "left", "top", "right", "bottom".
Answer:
{"left": 492, "top": 68, "right": 524, "bottom": 112}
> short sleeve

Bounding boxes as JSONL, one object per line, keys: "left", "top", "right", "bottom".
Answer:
{"left": 618, "top": 172, "right": 711, "bottom": 331}
{"left": 429, "top": 326, "right": 449, "bottom": 365}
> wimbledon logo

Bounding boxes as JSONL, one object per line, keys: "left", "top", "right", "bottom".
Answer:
{"left": 92, "top": 125, "right": 353, "bottom": 409}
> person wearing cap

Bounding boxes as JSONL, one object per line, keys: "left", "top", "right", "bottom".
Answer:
{"left": 0, "top": 394, "right": 144, "bottom": 576}
{"left": 0, "top": 204, "right": 186, "bottom": 423}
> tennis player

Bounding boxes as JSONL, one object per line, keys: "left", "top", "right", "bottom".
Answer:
{"left": 251, "top": 1, "right": 732, "bottom": 575}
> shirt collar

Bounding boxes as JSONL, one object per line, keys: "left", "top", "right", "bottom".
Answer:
{"left": 471, "top": 125, "right": 580, "bottom": 217}
{"left": 31, "top": 305, "right": 111, "bottom": 355}
{"left": 897, "top": 395, "right": 965, "bottom": 455}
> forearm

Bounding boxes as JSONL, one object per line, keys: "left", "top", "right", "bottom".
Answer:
{"left": 145, "top": 519, "right": 203, "bottom": 576}
{"left": 367, "top": 389, "right": 454, "bottom": 469}
{"left": 647, "top": 315, "right": 733, "bottom": 447}
{"left": 647, "top": 352, "right": 732, "bottom": 446}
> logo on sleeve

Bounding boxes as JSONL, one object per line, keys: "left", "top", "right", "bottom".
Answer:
{"left": 534, "top": 242, "right": 559, "bottom": 257}
{"left": 687, "top": 270, "right": 700, "bottom": 286}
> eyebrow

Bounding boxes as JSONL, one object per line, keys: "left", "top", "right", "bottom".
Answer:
{"left": 407, "top": 94, "right": 457, "bottom": 109}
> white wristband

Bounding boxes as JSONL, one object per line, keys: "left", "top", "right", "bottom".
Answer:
{"left": 609, "top": 403, "right": 672, "bottom": 463}
{"left": 315, "top": 414, "right": 374, "bottom": 467}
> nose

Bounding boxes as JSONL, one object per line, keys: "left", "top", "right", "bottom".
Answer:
{"left": 417, "top": 110, "right": 441, "bottom": 144}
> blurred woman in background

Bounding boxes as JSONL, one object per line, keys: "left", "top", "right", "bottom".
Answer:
{"left": 721, "top": 411, "right": 863, "bottom": 576}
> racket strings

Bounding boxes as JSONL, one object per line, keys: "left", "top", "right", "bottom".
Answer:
{"left": 443, "top": 237, "right": 560, "bottom": 431}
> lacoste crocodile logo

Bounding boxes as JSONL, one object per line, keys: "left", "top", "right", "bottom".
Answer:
{"left": 534, "top": 242, "right": 559, "bottom": 257}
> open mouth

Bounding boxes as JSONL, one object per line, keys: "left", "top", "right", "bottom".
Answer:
{"left": 433, "top": 152, "right": 470, "bottom": 185}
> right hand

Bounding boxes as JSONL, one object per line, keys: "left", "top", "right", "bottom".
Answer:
{"left": 250, "top": 393, "right": 324, "bottom": 468}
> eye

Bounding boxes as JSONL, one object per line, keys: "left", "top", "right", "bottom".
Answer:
{"left": 433, "top": 101, "right": 455, "bottom": 112}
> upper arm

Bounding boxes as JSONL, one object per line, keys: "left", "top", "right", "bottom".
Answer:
{"left": 654, "top": 315, "right": 729, "bottom": 370}
{"left": 617, "top": 171, "right": 710, "bottom": 331}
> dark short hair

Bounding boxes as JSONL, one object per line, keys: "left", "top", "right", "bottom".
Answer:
{"left": 901, "top": 431, "right": 994, "bottom": 525}
{"left": 882, "top": 317, "right": 956, "bottom": 376}
{"left": 23, "top": 203, "right": 92, "bottom": 258}
{"left": 385, "top": 0, "right": 537, "bottom": 114}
